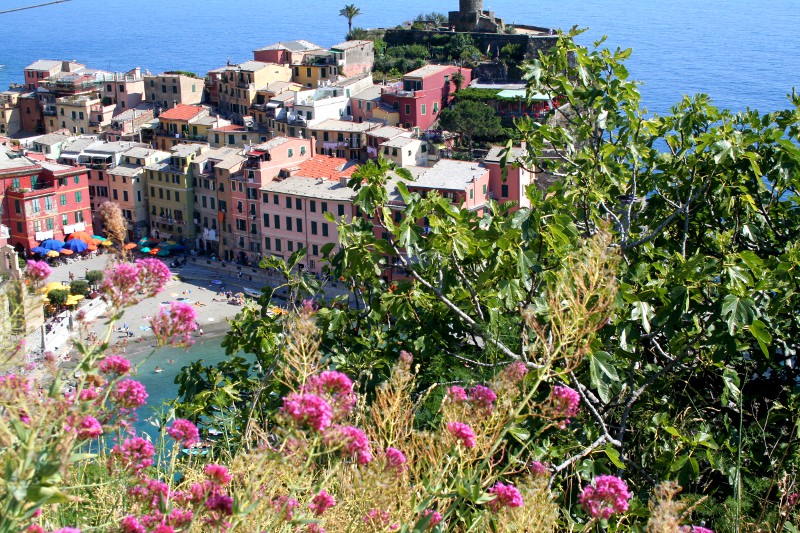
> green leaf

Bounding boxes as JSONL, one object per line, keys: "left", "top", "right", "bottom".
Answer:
{"left": 722, "top": 367, "right": 741, "bottom": 404}
{"left": 589, "top": 351, "right": 619, "bottom": 403}
{"left": 749, "top": 318, "right": 772, "bottom": 357}
{"left": 604, "top": 444, "right": 626, "bottom": 469}
{"left": 721, "top": 294, "right": 755, "bottom": 335}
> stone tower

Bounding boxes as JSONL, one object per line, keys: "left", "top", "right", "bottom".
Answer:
{"left": 449, "top": 0, "right": 504, "bottom": 33}
{"left": 460, "top": 0, "right": 483, "bottom": 13}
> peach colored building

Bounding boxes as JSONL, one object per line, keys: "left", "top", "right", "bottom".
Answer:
{"left": 259, "top": 156, "right": 357, "bottom": 273}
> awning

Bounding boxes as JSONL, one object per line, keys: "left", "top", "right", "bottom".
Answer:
{"left": 266, "top": 102, "right": 280, "bottom": 109}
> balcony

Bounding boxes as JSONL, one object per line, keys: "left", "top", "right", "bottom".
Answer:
{"left": 381, "top": 86, "right": 416, "bottom": 98}
{"left": 43, "top": 105, "right": 57, "bottom": 116}
{"left": 236, "top": 80, "right": 255, "bottom": 90}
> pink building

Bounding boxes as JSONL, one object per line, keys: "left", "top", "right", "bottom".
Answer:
{"left": 406, "top": 159, "right": 490, "bottom": 213}
{"left": 380, "top": 65, "right": 472, "bottom": 131}
{"left": 329, "top": 41, "right": 375, "bottom": 78}
{"left": 253, "top": 40, "right": 325, "bottom": 65}
{"left": 260, "top": 156, "right": 357, "bottom": 273}
{"left": 483, "top": 145, "right": 535, "bottom": 210}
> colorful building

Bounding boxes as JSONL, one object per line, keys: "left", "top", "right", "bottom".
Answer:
{"left": 191, "top": 146, "right": 241, "bottom": 256}
{"left": 310, "top": 119, "right": 379, "bottom": 161}
{"left": 217, "top": 62, "right": 292, "bottom": 122}
{"left": 144, "top": 72, "right": 204, "bottom": 110}
{"left": 253, "top": 40, "right": 324, "bottom": 65}
{"left": 101, "top": 68, "right": 145, "bottom": 111}
{"left": 154, "top": 104, "right": 210, "bottom": 150}
{"left": 0, "top": 91, "right": 22, "bottom": 136}
{"left": 329, "top": 41, "right": 375, "bottom": 78}
{"left": 380, "top": 65, "right": 472, "bottom": 131}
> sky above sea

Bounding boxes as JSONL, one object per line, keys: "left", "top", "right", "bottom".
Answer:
{"left": 0, "top": 0, "right": 799, "bottom": 115}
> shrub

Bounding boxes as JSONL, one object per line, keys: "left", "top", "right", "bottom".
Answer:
{"left": 69, "top": 280, "right": 90, "bottom": 296}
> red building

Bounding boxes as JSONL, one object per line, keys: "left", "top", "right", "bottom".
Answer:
{"left": 0, "top": 149, "right": 92, "bottom": 254}
{"left": 380, "top": 65, "right": 472, "bottom": 131}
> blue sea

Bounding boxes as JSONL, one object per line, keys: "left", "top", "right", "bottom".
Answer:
{"left": 1, "top": 0, "right": 799, "bottom": 115}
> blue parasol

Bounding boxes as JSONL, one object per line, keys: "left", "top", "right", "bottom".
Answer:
{"left": 39, "top": 239, "right": 64, "bottom": 251}
{"left": 62, "top": 239, "right": 88, "bottom": 253}
{"left": 31, "top": 246, "right": 48, "bottom": 255}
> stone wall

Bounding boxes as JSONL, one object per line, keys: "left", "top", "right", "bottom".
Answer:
{"left": 384, "top": 29, "right": 558, "bottom": 61}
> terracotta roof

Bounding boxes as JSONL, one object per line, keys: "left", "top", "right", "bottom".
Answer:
{"left": 212, "top": 124, "right": 247, "bottom": 132}
{"left": 158, "top": 104, "right": 204, "bottom": 121}
{"left": 296, "top": 156, "right": 358, "bottom": 180}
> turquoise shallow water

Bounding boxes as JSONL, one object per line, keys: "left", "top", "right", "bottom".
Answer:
{"left": 1, "top": 1, "right": 799, "bottom": 115}
{"left": 126, "top": 336, "right": 237, "bottom": 439}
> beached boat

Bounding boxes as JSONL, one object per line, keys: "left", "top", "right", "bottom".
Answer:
{"left": 242, "top": 287, "right": 261, "bottom": 299}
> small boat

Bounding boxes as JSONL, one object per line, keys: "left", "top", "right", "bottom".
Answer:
{"left": 167, "top": 359, "right": 176, "bottom": 364}
{"left": 154, "top": 366, "right": 164, "bottom": 373}
{"left": 243, "top": 287, "right": 261, "bottom": 298}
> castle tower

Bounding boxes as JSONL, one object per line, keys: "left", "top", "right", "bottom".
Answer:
{"left": 460, "top": 0, "right": 483, "bottom": 14}
{"left": 449, "top": 0, "right": 504, "bottom": 32}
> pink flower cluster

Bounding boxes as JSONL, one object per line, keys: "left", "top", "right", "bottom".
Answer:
{"left": 363, "top": 508, "right": 398, "bottom": 531}
{"left": 308, "top": 490, "right": 336, "bottom": 516}
{"left": 682, "top": 527, "right": 714, "bottom": 533}
{"left": 98, "top": 355, "right": 131, "bottom": 376}
{"left": 25, "top": 260, "right": 52, "bottom": 285}
{"left": 272, "top": 495, "right": 299, "bottom": 521}
{"left": 303, "top": 370, "right": 357, "bottom": 417}
{"left": 75, "top": 415, "right": 103, "bottom": 440}
{"left": 423, "top": 509, "right": 443, "bottom": 528}
{"left": 100, "top": 258, "right": 171, "bottom": 309}
{"left": 500, "top": 362, "right": 529, "bottom": 384}
{"left": 446, "top": 421, "right": 477, "bottom": 448}
{"left": 150, "top": 302, "right": 198, "bottom": 347}
{"left": 167, "top": 419, "right": 199, "bottom": 445}
{"left": 205, "top": 463, "right": 232, "bottom": 485}
{"left": 578, "top": 475, "right": 632, "bottom": 519}
{"left": 446, "top": 385, "right": 468, "bottom": 403}
{"left": 486, "top": 482, "right": 524, "bottom": 513}
{"left": 109, "top": 437, "right": 155, "bottom": 474}
{"left": 550, "top": 385, "right": 580, "bottom": 427}
{"left": 384, "top": 447, "right": 407, "bottom": 475}
{"left": 0, "top": 373, "right": 33, "bottom": 393}
{"left": 282, "top": 393, "right": 333, "bottom": 431}
{"left": 468, "top": 385, "right": 497, "bottom": 412}
{"left": 326, "top": 425, "right": 372, "bottom": 464}
{"left": 111, "top": 379, "right": 148, "bottom": 409}
{"left": 529, "top": 461, "right": 550, "bottom": 478}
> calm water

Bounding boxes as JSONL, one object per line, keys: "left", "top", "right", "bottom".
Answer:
{"left": 1, "top": 1, "right": 799, "bottom": 115}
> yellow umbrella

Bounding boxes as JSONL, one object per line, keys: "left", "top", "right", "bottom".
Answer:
{"left": 46, "top": 250, "right": 60, "bottom": 257}
{"left": 40, "top": 281, "right": 65, "bottom": 294}
{"left": 66, "top": 294, "right": 85, "bottom": 306}
{"left": 100, "top": 240, "right": 113, "bottom": 247}
{"left": 41, "top": 296, "right": 50, "bottom": 303}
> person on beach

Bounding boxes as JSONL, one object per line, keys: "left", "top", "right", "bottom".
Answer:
{"left": 69, "top": 272, "right": 74, "bottom": 282}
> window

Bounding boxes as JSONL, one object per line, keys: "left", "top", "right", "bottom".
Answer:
{"left": 322, "top": 223, "right": 329, "bottom": 237}
{"left": 405, "top": 104, "right": 410, "bottom": 115}
{"left": 275, "top": 238, "right": 282, "bottom": 252}
{"left": 312, "top": 244, "right": 318, "bottom": 256}
{"left": 469, "top": 189, "right": 474, "bottom": 199}
{"left": 263, "top": 213, "right": 269, "bottom": 227}
{"left": 306, "top": 68, "right": 312, "bottom": 77}
{"left": 210, "top": 197, "right": 215, "bottom": 209}
{"left": 337, "top": 204, "right": 345, "bottom": 216}
{"left": 11, "top": 178, "right": 19, "bottom": 189}
{"left": 288, "top": 241, "right": 294, "bottom": 252}
{"left": 366, "top": 102, "right": 371, "bottom": 111}
{"left": 33, "top": 220, "right": 41, "bottom": 232}
{"left": 311, "top": 221, "right": 318, "bottom": 235}
{"left": 285, "top": 197, "right": 291, "bottom": 208}
{"left": 274, "top": 215, "right": 280, "bottom": 229}
{"left": 296, "top": 218, "right": 302, "bottom": 232}
{"left": 265, "top": 237, "right": 271, "bottom": 250}
{"left": 321, "top": 202, "right": 328, "bottom": 213}
{"left": 75, "top": 211, "right": 84, "bottom": 223}
{"left": 62, "top": 214, "right": 69, "bottom": 225}
{"left": 44, "top": 196, "right": 52, "bottom": 210}
{"left": 16, "top": 222, "right": 21, "bottom": 232}
{"left": 113, "top": 189, "right": 118, "bottom": 200}
{"left": 394, "top": 211, "right": 402, "bottom": 223}
{"left": 75, "top": 191, "right": 82, "bottom": 203}
{"left": 175, "top": 191, "right": 180, "bottom": 202}
{"left": 236, "top": 219, "right": 246, "bottom": 231}
{"left": 286, "top": 217, "right": 292, "bottom": 231}
{"left": 288, "top": 148, "right": 294, "bottom": 157}
{"left": 166, "top": 190, "right": 171, "bottom": 200}
{"left": 172, "top": 86, "right": 178, "bottom": 94}
{"left": 501, "top": 184, "right": 509, "bottom": 197}
{"left": 482, "top": 184, "right": 487, "bottom": 194}
{"left": 46, "top": 218, "right": 53, "bottom": 230}
{"left": 300, "top": 146, "right": 306, "bottom": 155}
{"left": 433, "top": 102, "right": 439, "bottom": 113}
{"left": 159, "top": 189, "right": 163, "bottom": 199}
{"left": 295, "top": 198, "right": 302, "bottom": 210}
{"left": 310, "top": 200, "right": 316, "bottom": 212}
{"left": 273, "top": 194, "right": 279, "bottom": 205}
{"left": 323, "top": 132, "right": 329, "bottom": 141}
{"left": 421, "top": 104, "right": 426, "bottom": 115}
{"left": 59, "top": 194, "right": 67, "bottom": 206}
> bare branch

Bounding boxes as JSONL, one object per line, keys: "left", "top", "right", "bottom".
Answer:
{"left": 570, "top": 372, "right": 621, "bottom": 447}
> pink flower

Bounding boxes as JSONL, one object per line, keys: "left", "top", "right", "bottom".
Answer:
{"left": 682, "top": 528, "right": 714, "bottom": 533}
{"left": 529, "top": 461, "right": 550, "bottom": 478}
{"left": 446, "top": 386, "right": 468, "bottom": 403}
{"left": 325, "top": 425, "right": 372, "bottom": 464}
{"left": 423, "top": 509, "right": 443, "bottom": 528}
{"left": 0, "top": 373, "right": 32, "bottom": 393}
{"left": 206, "top": 493, "right": 233, "bottom": 515}
{"left": 111, "top": 379, "right": 148, "bottom": 409}
{"left": 205, "top": 463, "right": 232, "bottom": 486}
{"left": 76, "top": 416, "right": 103, "bottom": 440}
{"left": 468, "top": 385, "right": 497, "bottom": 412}
{"left": 303, "top": 371, "right": 357, "bottom": 416}
{"left": 446, "top": 421, "right": 476, "bottom": 448}
{"left": 272, "top": 495, "right": 299, "bottom": 521}
{"left": 135, "top": 258, "right": 172, "bottom": 297}
{"left": 167, "top": 419, "right": 199, "bottom": 445}
{"left": 79, "top": 387, "right": 101, "bottom": 401}
{"left": 363, "top": 508, "right": 398, "bottom": 531}
{"left": 306, "top": 525, "right": 325, "bottom": 533}
{"left": 486, "top": 482, "right": 524, "bottom": 512}
{"left": 25, "top": 525, "right": 44, "bottom": 533}
{"left": 152, "top": 526, "right": 175, "bottom": 533}
{"left": 308, "top": 490, "right": 336, "bottom": 516}
{"left": 98, "top": 355, "right": 132, "bottom": 376}
{"left": 384, "top": 447, "right": 407, "bottom": 473}
{"left": 100, "top": 263, "right": 141, "bottom": 308}
{"left": 301, "top": 298, "right": 317, "bottom": 313}
{"left": 51, "top": 529, "right": 81, "bottom": 533}
{"left": 399, "top": 350, "right": 414, "bottom": 366}
{"left": 150, "top": 302, "right": 198, "bottom": 347}
{"left": 25, "top": 260, "right": 52, "bottom": 285}
{"left": 579, "top": 475, "right": 632, "bottom": 519}
{"left": 550, "top": 385, "right": 580, "bottom": 427}
{"left": 500, "top": 362, "right": 529, "bottom": 384}
{"left": 109, "top": 437, "right": 155, "bottom": 474}
{"left": 281, "top": 393, "right": 333, "bottom": 431}
{"left": 120, "top": 516, "right": 146, "bottom": 533}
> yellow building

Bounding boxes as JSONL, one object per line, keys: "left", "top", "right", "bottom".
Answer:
{"left": 218, "top": 61, "right": 291, "bottom": 121}
{"left": 291, "top": 59, "right": 338, "bottom": 89}
{"left": 144, "top": 143, "right": 207, "bottom": 242}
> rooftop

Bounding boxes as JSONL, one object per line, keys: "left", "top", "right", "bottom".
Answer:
{"left": 123, "top": 146, "right": 159, "bottom": 159}
{"left": 59, "top": 137, "right": 100, "bottom": 156}
{"left": 413, "top": 159, "right": 488, "bottom": 191}
{"left": 367, "top": 126, "right": 408, "bottom": 140}
{"left": 261, "top": 174, "right": 354, "bottom": 201}
{"left": 194, "top": 147, "right": 241, "bottom": 165}
{"left": 158, "top": 104, "right": 205, "bottom": 121}
{"left": 257, "top": 80, "right": 298, "bottom": 93}
{"left": 351, "top": 85, "right": 382, "bottom": 101}
{"left": 85, "top": 141, "right": 146, "bottom": 155}
{"left": 25, "top": 59, "right": 64, "bottom": 71}
{"left": 253, "top": 137, "right": 291, "bottom": 151}
{"left": 39, "top": 161, "right": 80, "bottom": 174}
{"left": 332, "top": 73, "right": 373, "bottom": 88}
{"left": 107, "top": 163, "right": 145, "bottom": 178}
{"left": 171, "top": 143, "right": 206, "bottom": 158}
{"left": 215, "top": 153, "right": 247, "bottom": 170}
{"left": 330, "top": 40, "right": 372, "bottom": 50}
{"left": 312, "top": 119, "right": 377, "bottom": 133}
{"left": 381, "top": 136, "right": 419, "bottom": 149}
{"left": 211, "top": 124, "right": 247, "bottom": 132}
{"left": 33, "top": 133, "right": 71, "bottom": 146}
{"left": 484, "top": 145, "right": 528, "bottom": 164}
{"left": 404, "top": 64, "right": 452, "bottom": 79}
{"left": 296, "top": 156, "right": 358, "bottom": 179}
{"left": 255, "top": 40, "right": 323, "bottom": 52}
{"left": 0, "top": 147, "right": 39, "bottom": 173}
{"left": 229, "top": 60, "right": 275, "bottom": 73}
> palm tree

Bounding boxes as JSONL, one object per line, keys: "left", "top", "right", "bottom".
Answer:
{"left": 339, "top": 4, "right": 362, "bottom": 35}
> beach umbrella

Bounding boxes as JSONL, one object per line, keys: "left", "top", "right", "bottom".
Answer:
{"left": 65, "top": 294, "right": 85, "bottom": 306}
{"left": 165, "top": 240, "right": 177, "bottom": 246}
{"left": 86, "top": 244, "right": 98, "bottom": 252}
{"left": 59, "top": 249, "right": 74, "bottom": 255}
{"left": 66, "top": 231, "right": 92, "bottom": 244}
{"left": 137, "top": 236, "right": 150, "bottom": 245}
{"left": 41, "top": 281, "right": 65, "bottom": 293}
{"left": 63, "top": 239, "right": 88, "bottom": 253}
{"left": 46, "top": 250, "right": 60, "bottom": 258}
{"left": 92, "top": 235, "right": 105, "bottom": 240}
{"left": 100, "top": 240, "right": 113, "bottom": 247}
{"left": 149, "top": 248, "right": 160, "bottom": 255}
{"left": 31, "top": 246, "right": 48, "bottom": 254}
{"left": 140, "top": 247, "right": 151, "bottom": 253}
{"left": 40, "top": 239, "right": 64, "bottom": 251}
{"left": 91, "top": 238, "right": 104, "bottom": 245}
{"left": 124, "top": 243, "right": 138, "bottom": 250}
{"left": 157, "top": 249, "right": 171, "bottom": 257}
